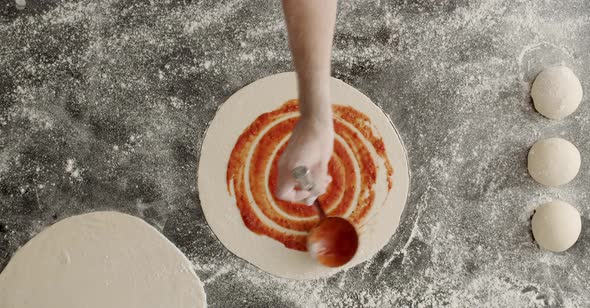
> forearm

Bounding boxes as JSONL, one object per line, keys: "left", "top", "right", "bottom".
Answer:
{"left": 282, "top": 0, "right": 337, "bottom": 122}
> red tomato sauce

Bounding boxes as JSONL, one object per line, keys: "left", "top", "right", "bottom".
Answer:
{"left": 226, "top": 99, "right": 393, "bottom": 251}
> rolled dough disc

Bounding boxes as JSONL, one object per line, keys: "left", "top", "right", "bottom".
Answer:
{"left": 0, "top": 211, "right": 206, "bottom": 308}
{"left": 198, "top": 72, "right": 410, "bottom": 279}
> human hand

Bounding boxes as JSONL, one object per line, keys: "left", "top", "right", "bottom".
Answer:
{"left": 275, "top": 114, "right": 334, "bottom": 205}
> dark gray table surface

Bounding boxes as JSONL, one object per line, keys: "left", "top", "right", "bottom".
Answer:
{"left": 1, "top": 0, "right": 589, "bottom": 307}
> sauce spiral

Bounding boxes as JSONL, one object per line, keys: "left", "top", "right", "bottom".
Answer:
{"left": 227, "top": 99, "right": 393, "bottom": 251}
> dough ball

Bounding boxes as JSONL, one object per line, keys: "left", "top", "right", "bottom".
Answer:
{"left": 531, "top": 66, "right": 583, "bottom": 120}
{"left": 528, "top": 137, "right": 580, "bottom": 187}
{"left": 531, "top": 200, "right": 582, "bottom": 252}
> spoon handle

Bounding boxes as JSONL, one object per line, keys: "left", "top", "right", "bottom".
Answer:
{"left": 314, "top": 199, "right": 327, "bottom": 220}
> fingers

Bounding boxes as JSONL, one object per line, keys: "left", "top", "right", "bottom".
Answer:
{"left": 300, "top": 166, "right": 331, "bottom": 205}
{"left": 275, "top": 176, "right": 296, "bottom": 200}
{"left": 311, "top": 164, "right": 331, "bottom": 195}
{"left": 293, "top": 189, "right": 312, "bottom": 201}
{"left": 275, "top": 156, "right": 331, "bottom": 204}
{"left": 275, "top": 176, "right": 312, "bottom": 203}
{"left": 303, "top": 177, "right": 330, "bottom": 205}
{"left": 277, "top": 189, "right": 312, "bottom": 203}
{"left": 276, "top": 187, "right": 312, "bottom": 204}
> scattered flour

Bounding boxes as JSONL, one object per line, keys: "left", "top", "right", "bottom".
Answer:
{"left": 1, "top": 0, "right": 589, "bottom": 307}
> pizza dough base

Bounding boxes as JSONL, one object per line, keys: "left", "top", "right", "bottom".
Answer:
{"left": 0, "top": 211, "right": 206, "bottom": 308}
{"left": 198, "top": 72, "right": 410, "bottom": 279}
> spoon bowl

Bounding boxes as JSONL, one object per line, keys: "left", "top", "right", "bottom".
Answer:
{"left": 307, "top": 214, "right": 359, "bottom": 267}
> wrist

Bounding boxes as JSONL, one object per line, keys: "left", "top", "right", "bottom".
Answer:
{"left": 299, "top": 96, "right": 332, "bottom": 122}
{"left": 297, "top": 73, "right": 332, "bottom": 121}
{"left": 299, "top": 110, "right": 334, "bottom": 133}
{"left": 300, "top": 106, "right": 333, "bottom": 125}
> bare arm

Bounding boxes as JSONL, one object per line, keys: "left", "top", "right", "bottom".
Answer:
{"left": 276, "top": 0, "right": 337, "bottom": 203}
{"left": 282, "top": 0, "right": 337, "bottom": 122}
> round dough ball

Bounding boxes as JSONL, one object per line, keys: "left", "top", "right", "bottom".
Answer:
{"left": 531, "top": 66, "right": 583, "bottom": 120}
{"left": 528, "top": 137, "right": 580, "bottom": 187}
{"left": 531, "top": 200, "right": 582, "bottom": 252}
